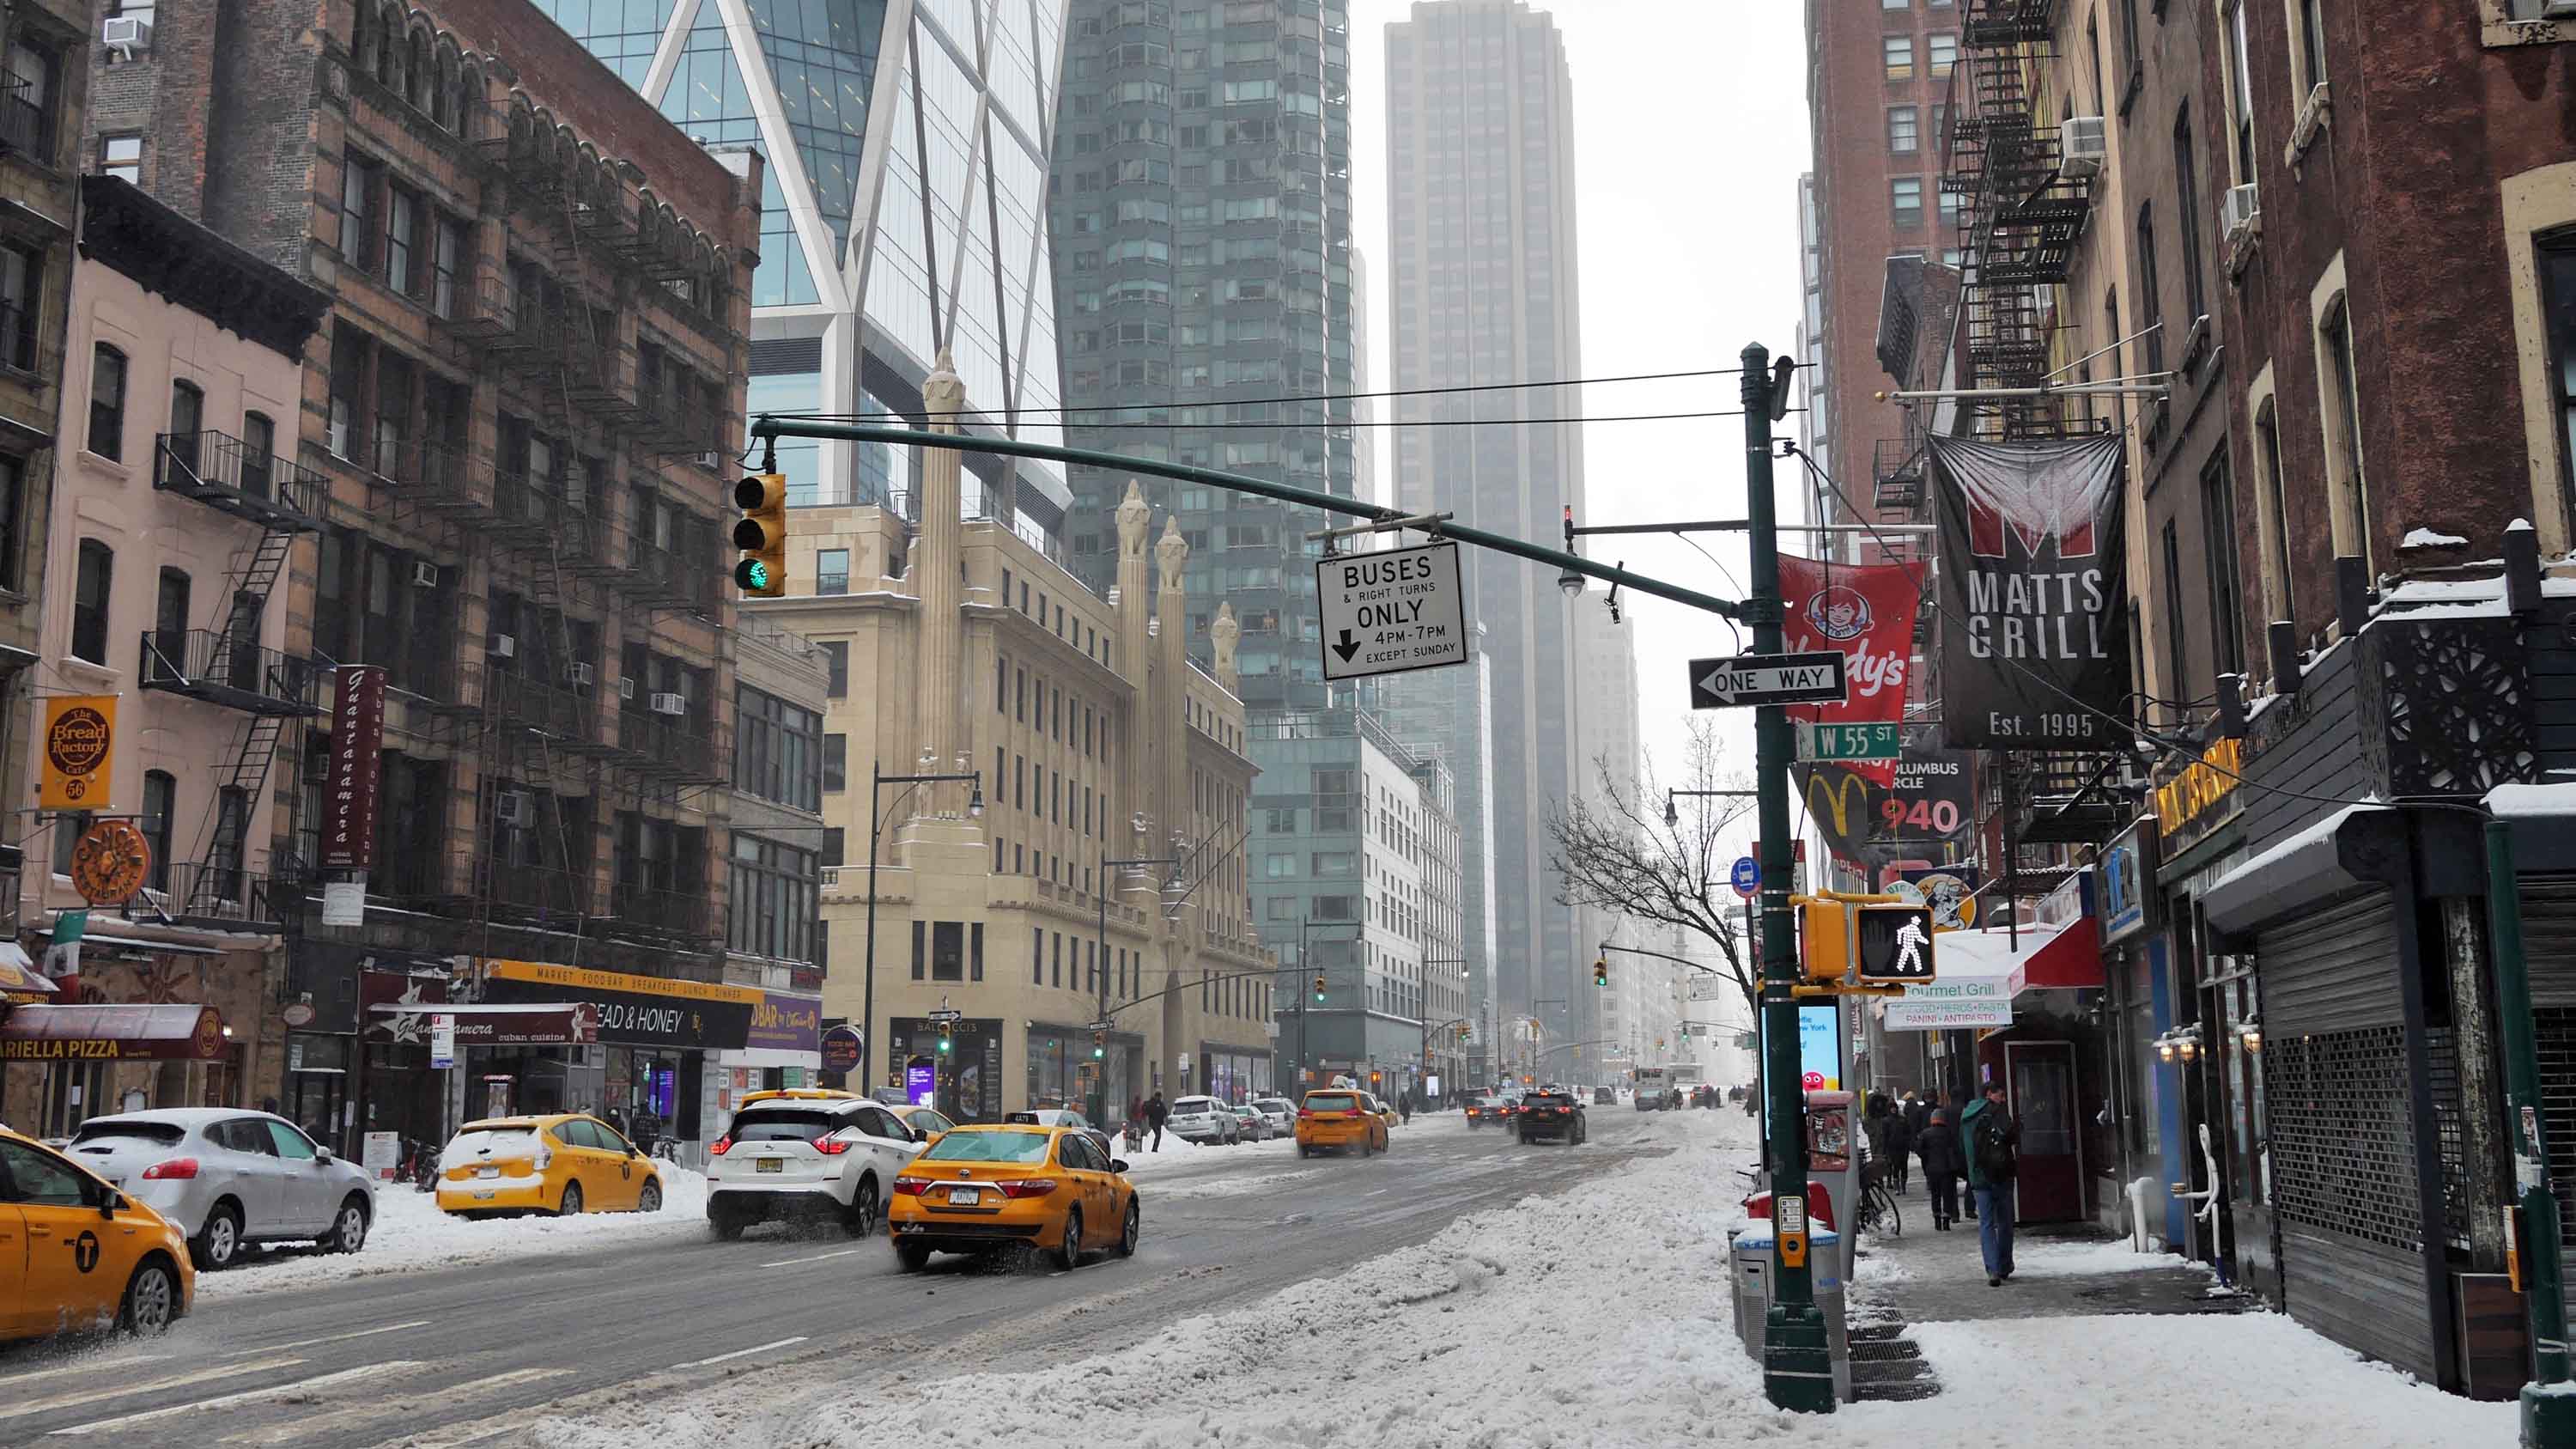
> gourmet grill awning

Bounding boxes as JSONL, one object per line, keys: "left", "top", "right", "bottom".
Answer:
{"left": 0, "top": 1003, "right": 230, "bottom": 1061}
{"left": 368, "top": 1002, "right": 601, "bottom": 1046}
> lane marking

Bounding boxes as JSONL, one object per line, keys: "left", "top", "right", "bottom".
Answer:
{"left": 46, "top": 1362, "right": 398, "bottom": 1436}
{"left": 675, "top": 1336, "right": 808, "bottom": 1368}
{"left": 0, "top": 1356, "right": 167, "bottom": 1391}
{"left": 759, "top": 1246, "right": 869, "bottom": 1269}
{"left": 0, "top": 1358, "right": 305, "bottom": 1421}
{"left": 213, "top": 1367, "right": 575, "bottom": 1446}
{"left": 222, "top": 1319, "right": 434, "bottom": 1357}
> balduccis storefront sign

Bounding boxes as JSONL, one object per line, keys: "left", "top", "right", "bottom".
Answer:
{"left": 1880, "top": 961, "right": 2026, "bottom": 1031}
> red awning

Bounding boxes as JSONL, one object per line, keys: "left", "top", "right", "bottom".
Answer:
{"left": 0, "top": 1004, "right": 230, "bottom": 1062}
{"left": 2020, "top": 916, "right": 2105, "bottom": 990}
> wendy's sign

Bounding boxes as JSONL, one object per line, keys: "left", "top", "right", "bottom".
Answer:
{"left": 1778, "top": 557, "right": 1923, "bottom": 788}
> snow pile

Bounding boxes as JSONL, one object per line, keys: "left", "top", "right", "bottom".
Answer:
{"left": 2000, "top": 1237, "right": 2210, "bottom": 1279}
{"left": 197, "top": 1165, "right": 710, "bottom": 1301}
{"left": 2401, "top": 528, "right": 2470, "bottom": 550}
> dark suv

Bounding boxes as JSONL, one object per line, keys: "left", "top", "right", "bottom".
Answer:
{"left": 1516, "top": 1090, "right": 1588, "bottom": 1145}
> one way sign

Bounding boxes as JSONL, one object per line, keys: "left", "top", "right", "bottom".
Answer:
{"left": 1686, "top": 651, "right": 1850, "bottom": 709}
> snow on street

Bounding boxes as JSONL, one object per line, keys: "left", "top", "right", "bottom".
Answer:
{"left": 534, "top": 1111, "right": 2509, "bottom": 1449}
{"left": 191, "top": 1166, "right": 714, "bottom": 1301}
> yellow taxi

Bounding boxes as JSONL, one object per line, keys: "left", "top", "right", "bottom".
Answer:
{"left": 1293, "top": 1088, "right": 1389, "bottom": 1158}
{"left": 434, "top": 1113, "right": 665, "bottom": 1218}
{"left": 888, "top": 1123, "right": 1137, "bottom": 1272}
{"left": 737, "top": 1088, "right": 862, "bottom": 1108}
{"left": 1, "top": 1123, "right": 192, "bottom": 1339}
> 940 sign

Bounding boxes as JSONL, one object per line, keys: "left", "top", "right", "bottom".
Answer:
{"left": 1881, "top": 795, "right": 1964, "bottom": 837}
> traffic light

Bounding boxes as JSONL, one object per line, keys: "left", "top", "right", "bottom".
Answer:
{"left": 1091, "top": 1030, "right": 1106, "bottom": 1060}
{"left": 1800, "top": 899, "right": 1855, "bottom": 983}
{"left": 732, "top": 472, "right": 787, "bottom": 597}
{"left": 1593, "top": 955, "right": 1608, "bottom": 988}
{"left": 1313, "top": 972, "right": 1327, "bottom": 1002}
{"left": 1854, "top": 904, "right": 1936, "bottom": 984}
{"left": 936, "top": 1020, "right": 953, "bottom": 1056}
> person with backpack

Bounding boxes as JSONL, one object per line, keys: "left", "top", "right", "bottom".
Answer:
{"left": 1914, "top": 1107, "right": 1965, "bottom": 1229}
{"left": 1960, "top": 1081, "right": 2020, "bottom": 1285}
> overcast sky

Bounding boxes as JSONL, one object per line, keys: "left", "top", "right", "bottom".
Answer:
{"left": 1343, "top": 0, "right": 1812, "bottom": 832}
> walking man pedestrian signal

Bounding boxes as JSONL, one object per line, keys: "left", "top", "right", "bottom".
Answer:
{"left": 1855, "top": 904, "right": 1937, "bottom": 983}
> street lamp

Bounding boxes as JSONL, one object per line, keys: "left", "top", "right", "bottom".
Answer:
{"left": 1419, "top": 953, "right": 1469, "bottom": 1105}
{"left": 1092, "top": 831, "right": 1181, "bottom": 1125}
{"left": 861, "top": 755, "right": 982, "bottom": 1096}
{"left": 1665, "top": 787, "right": 1758, "bottom": 830}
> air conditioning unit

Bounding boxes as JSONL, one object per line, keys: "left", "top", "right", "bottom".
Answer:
{"left": 489, "top": 633, "right": 516, "bottom": 660}
{"left": 649, "top": 691, "right": 688, "bottom": 715}
{"left": 2059, "top": 116, "right": 2107, "bottom": 179}
{"left": 102, "top": 15, "right": 151, "bottom": 58}
{"left": 495, "top": 790, "right": 531, "bottom": 827}
{"left": 569, "top": 662, "right": 595, "bottom": 687}
{"left": 618, "top": 677, "right": 636, "bottom": 701}
{"left": 2221, "top": 183, "right": 2261, "bottom": 241}
{"left": 410, "top": 561, "right": 440, "bottom": 588}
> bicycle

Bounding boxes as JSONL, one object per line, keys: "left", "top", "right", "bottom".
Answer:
{"left": 1853, "top": 1161, "right": 1904, "bottom": 1239}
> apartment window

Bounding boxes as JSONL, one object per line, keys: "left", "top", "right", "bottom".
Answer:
{"left": 2160, "top": 520, "right": 2189, "bottom": 709}
{"left": 141, "top": 770, "right": 174, "bottom": 893}
{"left": 822, "top": 733, "right": 846, "bottom": 792}
{"left": 338, "top": 153, "right": 380, "bottom": 265}
{"left": 431, "top": 217, "right": 465, "bottom": 318}
{"left": 2134, "top": 208, "right": 2166, "bottom": 376}
{"left": 385, "top": 186, "right": 420, "bottom": 295}
{"left": 1929, "top": 32, "right": 1957, "bottom": 76}
{"left": 2296, "top": 0, "right": 2327, "bottom": 92}
{"left": 734, "top": 687, "right": 821, "bottom": 811}
{"left": 2087, "top": 16, "right": 2106, "bottom": 117}
{"left": 2256, "top": 400, "right": 2295, "bottom": 620}
{"left": 240, "top": 412, "right": 276, "bottom": 501}
{"left": 2541, "top": 239, "right": 2576, "bottom": 533}
{"left": 2119, "top": 0, "right": 2143, "bottom": 97}
{"left": 71, "top": 539, "right": 112, "bottom": 663}
{"left": 0, "top": 243, "right": 32, "bottom": 374}
{"left": 821, "top": 641, "right": 848, "bottom": 698}
{"left": 1882, "top": 0, "right": 1909, "bottom": 9}
{"left": 2201, "top": 451, "right": 2245, "bottom": 677}
{"left": 0, "top": 453, "right": 22, "bottom": 593}
{"left": 3, "top": 39, "right": 56, "bottom": 160}
{"left": 727, "top": 835, "right": 818, "bottom": 964}
{"left": 2321, "top": 298, "right": 2372, "bottom": 571}
{"left": 166, "top": 380, "right": 202, "bottom": 472}
{"left": 1888, "top": 105, "right": 1918, "bottom": 155}
{"left": 1883, "top": 34, "right": 1913, "bottom": 80}
{"left": 87, "top": 344, "right": 126, "bottom": 460}
{"left": 816, "top": 548, "right": 849, "bottom": 595}
{"left": 1891, "top": 176, "right": 1924, "bottom": 228}
{"left": 2173, "top": 107, "right": 2208, "bottom": 326}
{"left": 2225, "top": 0, "right": 2256, "bottom": 181}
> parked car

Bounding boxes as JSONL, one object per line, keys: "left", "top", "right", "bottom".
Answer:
{"left": 1166, "top": 1095, "right": 1241, "bottom": 1145}
{"left": 1006, "top": 1108, "right": 1115, "bottom": 1159}
{"left": 1594, "top": 1086, "right": 1617, "bottom": 1106}
{"left": 708, "top": 1093, "right": 927, "bottom": 1239}
{"left": 1250, "top": 1097, "right": 1297, "bottom": 1136}
{"left": 1, "top": 1125, "right": 193, "bottom": 1339}
{"left": 886, "top": 1103, "right": 957, "bottom": 1142}
{"left": 890, "top": 1123, "right": 1139, "bottom": 1272}
{"left": 1517, "top": 1090, "right": 1589, "bottom": 1145}
{"left": 434, "top": 1113, "right": 663, "bottom": 1219}
{"left": 67, "top": 1109, "right": 376, "bottom": 1269}
{"left": 1226, "top": 1102, "right": 1273, "bottom": 1142}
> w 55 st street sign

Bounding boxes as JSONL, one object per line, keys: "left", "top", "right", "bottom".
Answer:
{"left": 1686, "top": 651, "right": 1850, "bottom": 709}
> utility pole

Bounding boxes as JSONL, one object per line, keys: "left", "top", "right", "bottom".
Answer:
{"left": 1745, "top": 343, "right": 1833, "bottom": 1413}
{"left": 2485, "top": 819, "right": 2576, "bottom": 1446}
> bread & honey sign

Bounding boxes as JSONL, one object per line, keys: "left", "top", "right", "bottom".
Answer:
{"left": 39, "top": 696, "right": 116, "bottom": 810}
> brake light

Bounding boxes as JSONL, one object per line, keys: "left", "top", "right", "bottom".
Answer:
{"left": 814, "top": 1132, "right": 856, "bottom": 1156}
{"left": 141, "top": 1157, "right": 198, "bottom": 1180}
{"left": 892, "top": 1175, "right": 931, "bottom": 1196}
{"left": 709, "top": 1136, "right": 734, "bottom": 1156}
{"left": 1297, "top": 1109, "right": 1315, "bottom": 1120}
{"left": 992, "top": 1178, "right": 1059, "bottom": 1199}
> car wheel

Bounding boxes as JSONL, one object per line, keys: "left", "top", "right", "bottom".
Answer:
{"left": 1297, "top": 1144, "right": 1311, "bottom": 1159}
{"left": 323, "top": 1195, "right": 370, "bottom": 1254}
{"left": 709, "top": 1208, "right": 746, "bottom": 1241}
{"left": 1055, "top": 1208, "right": 1084, "bottom": 1272}
{"left": 637, "top": 1179, "right": 664, "bottom": 1214}
{"left": 895, "top": 1240, "right": 932, "bottom": 1272}
{"left": 120, "top": 1258, "right": 179, "bottom": 1335}
{"left": 845, "top": 1178, "right": 881, "bottom": 1239}
{"left": 1117, "top": 1197, "right": 1140, "bottom": 1258}
{"left": 557, "top": 1181, "right": 585, "bottom": 1216}
{"left": 191, "top": 1201, "right": 243, "bottom": 1270}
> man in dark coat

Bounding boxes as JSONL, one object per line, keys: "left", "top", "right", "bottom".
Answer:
{"left": 1961, "top": 1083, "right": 2020, "bottom": 1284}
{"left": 1914, "top": 1107, "right": 1965, "bottom": 1229}
{"left": 1880, "top": 1097, "right": 1914, "bottom": 1192}
{"left": 1145, "top": 1092, "right": 1170, "bottom": 1152}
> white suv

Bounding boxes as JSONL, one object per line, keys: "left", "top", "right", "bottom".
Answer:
{"left": 1166, "top": 1095, "right": 1240, "bottom": 1145}
{"left": 706, "top": 1092, "right": 927, "bottom": 1239}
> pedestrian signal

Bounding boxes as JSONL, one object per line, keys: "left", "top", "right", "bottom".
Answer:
{"left": 1855, "top": 904, "right": 1936, "bottom": 984}
{"left": 1799, "top": 899, "right": 1854, "bottom": 983}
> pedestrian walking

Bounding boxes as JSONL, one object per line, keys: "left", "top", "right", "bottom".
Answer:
{"left": 1862, "top": 1094, "right": 1894, "bottom": 1173}
{"left": 1902, "top": 1090, "right": 1931, "bottom": 1142}
{"left": 1145, "top": 1092, "right": 1169, "bottom": 1152}
{"left": 1915, "top": 1107, "right": 1965, "bottom": 1230}
{"left": 1882, "top": 1097, "right": 1914, "bottom": 1192}
{"left": 1399, "top": 1088, "right": 1415, "bottom": 1126}
{"left": 1948, "top": 1089, "right": 1977, "bottom": 1221}
{"left": 1960, "top": 1082, "right": 2020, "bottom": 1285}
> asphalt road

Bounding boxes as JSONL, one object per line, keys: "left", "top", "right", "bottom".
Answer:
{"left": 0, "top": 1110, "right": 1692, "bottom": 1447}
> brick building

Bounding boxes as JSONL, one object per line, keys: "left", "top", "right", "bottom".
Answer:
{"left": 82, "top": 0, "right": 764, "bottom": 1159}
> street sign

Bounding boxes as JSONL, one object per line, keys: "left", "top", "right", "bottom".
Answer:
{"left": 1686, "top": 651, "right": 1849, "bottom": 709}
{"left": 1728, "top": 856, "right": 1761, "bottom": 899}
{"left": 926, "top": 1008, "right": 965, "bottom": 1024}
{"left": 1315, "top": 541, "right": 1467, "bottom": 681}
{"left": 1087, "top": 1019, "right": 1115, "bottom": 1032}
{"left": 1854, "top": 904, "right": 1937, "bottom": 984}
{"left": 1688, "top": 976, "right": 1728, "bottom": 1002}
{"left": 1797, "top": 721, "right": 1901, "bottom": 763}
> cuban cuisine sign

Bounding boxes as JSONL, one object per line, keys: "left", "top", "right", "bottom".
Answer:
{"left": 320, "top": 666, "right": 389, "bottom": 871}
{"left": 1316, "top": 542, "right": 1467, "bottom": 681}
{"left": 1779, "top": 557, "right": 1922, "bottom": 785}
{"left": 477, "top": 959, "right": 758, "bottom": 1050}
{"left": 1931, "top": 435, "right": 2129, "bottom": 751}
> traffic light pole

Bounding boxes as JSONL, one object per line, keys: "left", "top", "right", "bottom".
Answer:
{"left": 1743, "top": 344, "right": 1834, "bottom": 1413}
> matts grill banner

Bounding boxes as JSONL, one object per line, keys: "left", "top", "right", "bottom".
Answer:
{"left": 1932, "top": 434, "right": 2130, "bottom": 751}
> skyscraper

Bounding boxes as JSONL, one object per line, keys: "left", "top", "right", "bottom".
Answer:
{"left": 1384, "top": 0, "right": 1584, "bottom": 1055}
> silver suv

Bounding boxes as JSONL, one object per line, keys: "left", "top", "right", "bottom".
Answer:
{"left": 67, "top": 1109, "right": 375, "bottom": 1269}
{"left": 707, "top": 1093, "right": 929, "bottom": 1239}
{"left": 1166, "top": 1095, "right": 1240, "bottom": 1145}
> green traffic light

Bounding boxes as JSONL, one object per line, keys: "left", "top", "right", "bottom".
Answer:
{"left": 737, "top": 558, "right": 772, "bottom": 591}
{"left": 936, "top": 1039, "right": 951, "bottom": 1055}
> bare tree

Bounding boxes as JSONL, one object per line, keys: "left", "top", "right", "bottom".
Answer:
{"left": 1547, "top": 717, "right": 1761, "bottom": 1024}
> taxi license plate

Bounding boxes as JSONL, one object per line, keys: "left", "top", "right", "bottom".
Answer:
{"left": 756, "top": 1157, "right": 783, "bottom": 1173}
{"left": 472, "top": 1190, "right": 496, "bottom": 1200}
{"left": 476, "top": 1166, "right": 501, "bottom": 1179}
{"left": 946, "top": 1186, "right": 981, "bottom": 1205}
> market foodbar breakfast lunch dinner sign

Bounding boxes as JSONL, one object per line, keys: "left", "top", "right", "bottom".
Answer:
{"left": 474, "top": 959, "right": 759, "bottom": 1050}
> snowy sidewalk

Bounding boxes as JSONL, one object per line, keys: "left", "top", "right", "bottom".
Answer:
{"left": 534, "top": 1112, "right": 2508, "bottom": 1449}
{"left": 1851, "top": 1190, "right": 2236, "bottom": 1325}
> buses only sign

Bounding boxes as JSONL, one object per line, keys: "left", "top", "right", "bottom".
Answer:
{"left": 1316, "top": 542, "right": 1467, "bottom": 681}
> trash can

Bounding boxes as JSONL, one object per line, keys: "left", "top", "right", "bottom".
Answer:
{"left": 1726, "top": 1227, "right": 1852, "bottom": 1403}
